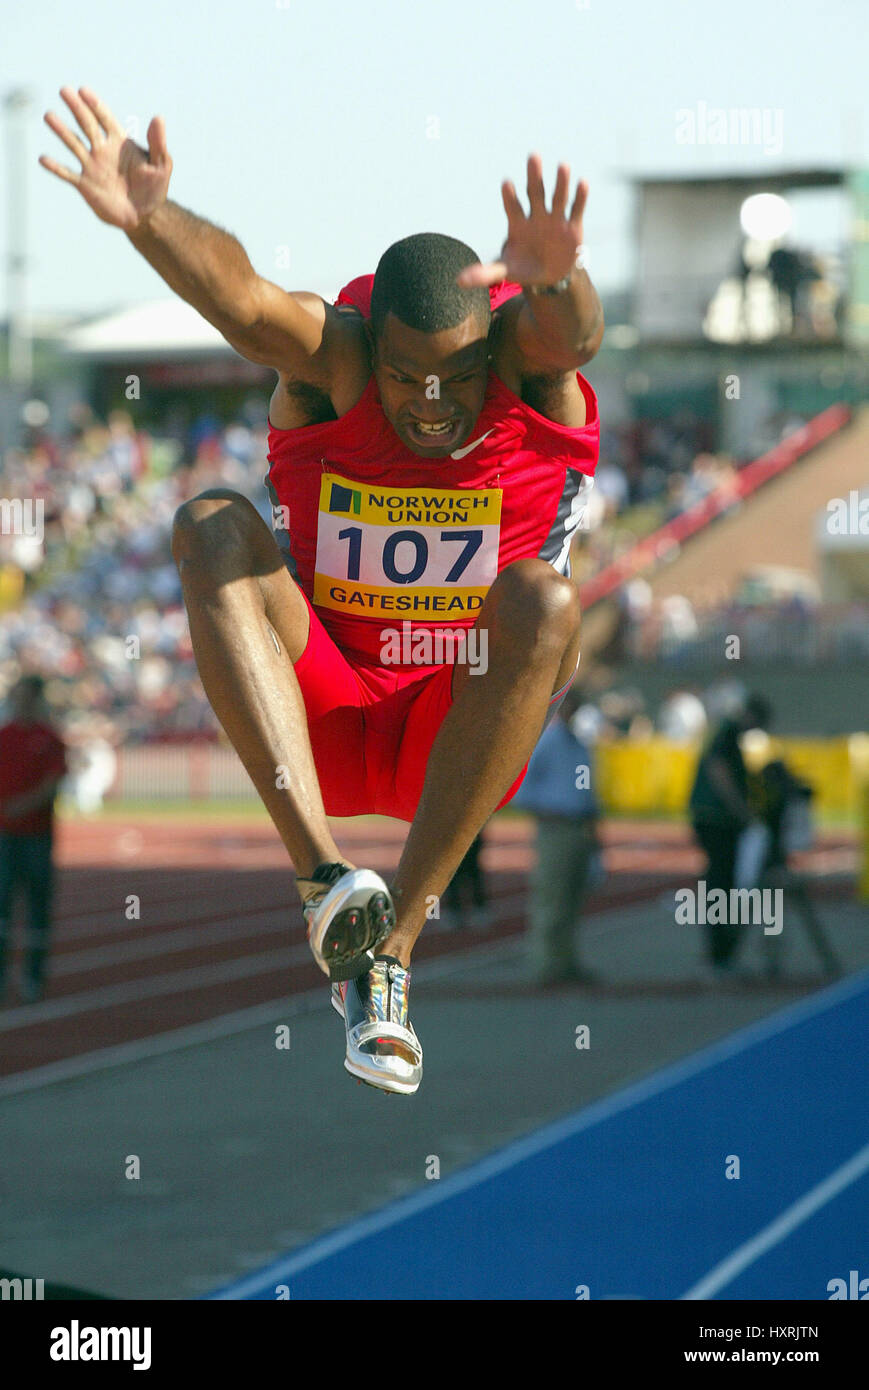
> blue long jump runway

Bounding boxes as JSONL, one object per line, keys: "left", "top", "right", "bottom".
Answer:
{"left": 209, "top": 971, "right": 869, "bottom": 1301}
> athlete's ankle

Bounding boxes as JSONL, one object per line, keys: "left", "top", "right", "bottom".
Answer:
{"left": 378, "top": 929, "right": 413, "bottom": 969}
{"left": 295, "top": 856, "right": 356, "bottom": 889}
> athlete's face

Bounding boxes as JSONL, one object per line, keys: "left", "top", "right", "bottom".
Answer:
{"left": 371, "top": 312, "right": 490, "bottom": 457}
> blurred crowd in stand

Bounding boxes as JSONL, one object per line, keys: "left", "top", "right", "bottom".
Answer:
{"left": 605, "top": 579, "right": 869, "bottom": 666}
{"left": 0, "top": 395, "right": 856, "bottom": 758}
{"left": 0, "top": 401, "right": 273, "bottom": 748}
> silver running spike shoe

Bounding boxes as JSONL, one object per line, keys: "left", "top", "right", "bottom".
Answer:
{"left": 331, "top": 956, "right": 422, "bottom": 1095}
{"left": 297, "top": 863, "right": 396, "bottom": 982}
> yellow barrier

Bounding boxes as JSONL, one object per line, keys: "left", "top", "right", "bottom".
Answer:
{"left": 595, "top": 736, "right": 867, "bottom": 820}
{"left": 861, "top": 781, "right": 869, "bottom": 903}
{"left": 0, "top": 565, "right": 24, "bottom": 613}
{"left": 596, "top": 739, "right": 696, "bottom": 815}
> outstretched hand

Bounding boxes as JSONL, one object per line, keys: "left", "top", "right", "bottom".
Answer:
{"left": 39, "top": 87, "right": 172, "bottom": 232}
{"left": 457, "top": 154, "right": 587, "bottom": 290}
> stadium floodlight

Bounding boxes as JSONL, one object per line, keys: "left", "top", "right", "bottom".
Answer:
{"left": 739, "top": 192, "right": 792, "bottom": 242}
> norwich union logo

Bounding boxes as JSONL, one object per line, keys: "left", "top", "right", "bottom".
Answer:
{"left": 328, "top": 483, "right": 362, "bottom": 515}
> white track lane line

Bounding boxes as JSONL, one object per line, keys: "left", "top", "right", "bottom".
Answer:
{"left": 52, "top": 898, "right": 287, "bottom": 942}
{"left": 0, "top": 896, "right": 645, "bottom": 1093}
{"left": 0, "top": 883, "right": 667, "bottom": 1035}
{"left": 0, "top": 935, "right": 520, "bottom": 1097}
{"left": 208, "top": 967, "right": 869, "bottom": 1298}
{"left": 0, "top": 992, "right": 323, "bottom": 1098}
{"left": 49, "top": 911, "right": 300, "bottom": 975}
{"left": 0, "top": 946, "right": 302, "bottom": 1032}
{"left": 2, "top": 889, "right": 846, "bottom": 1100}
{"left": 47, "top": 883, "right": 528, "bottom": 970}
{"left": 681, "top": 1140, "right": 869, "bottom": 1300}
{"left": 0, "top": 890, "right": 526, "bottom": 1031}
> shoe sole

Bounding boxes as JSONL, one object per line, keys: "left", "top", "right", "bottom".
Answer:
{"left": 330, "top": 991, "right": 421, "bottom": 1095}
{"left": 345, "top": 1063, "right": 419, "bottom": 1096}
{"left": 311, "top": 879, "right": 396, "bottom": 983}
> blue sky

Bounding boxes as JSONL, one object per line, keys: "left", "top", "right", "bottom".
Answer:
{"left": 2, "top": 0, "right": 866, "bottom": 318}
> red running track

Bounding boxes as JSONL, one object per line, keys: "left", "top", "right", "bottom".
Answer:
{"left": 0, "top": 816, "right": 856, "bottom": 1078}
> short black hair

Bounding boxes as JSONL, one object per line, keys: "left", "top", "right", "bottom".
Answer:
{"left": 370, "top": 233, "right": 491, "bottom": 339}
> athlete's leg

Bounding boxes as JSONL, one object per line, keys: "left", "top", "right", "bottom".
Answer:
{"left": 384, "top": 558, "right": 581, "bottom": 964}
{"left": 171, "top": 490, "right": 343, "bottom": 878}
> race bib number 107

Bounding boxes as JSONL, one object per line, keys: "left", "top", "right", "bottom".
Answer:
{"left": 313, "top": 472, "right": 503, "bottom": 619}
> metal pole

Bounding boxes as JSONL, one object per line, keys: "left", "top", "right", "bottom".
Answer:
{"left": 4, "top": 87, "right": 33, "bottom": 388}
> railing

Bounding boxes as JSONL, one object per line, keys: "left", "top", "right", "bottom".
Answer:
{"left": 578, "top": 404, "right": 853, "bottom": 610}
{"left": 97, "top": 735, "right": 869, "bottom": 819}
{"left": 108, "top": 743, "right": 253, "bottom": 801}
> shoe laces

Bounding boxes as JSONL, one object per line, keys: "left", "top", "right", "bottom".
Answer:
{"left": 298, "top": 861, "right": 352, "bottom": 911}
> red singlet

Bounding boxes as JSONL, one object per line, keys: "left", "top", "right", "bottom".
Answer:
{"left": 265, "top": 275, "right": 599, "bottom": 820}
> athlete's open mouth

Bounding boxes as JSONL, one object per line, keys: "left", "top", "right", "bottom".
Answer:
{"left": 406, "top": 417, "right": 462, "bottom": 449}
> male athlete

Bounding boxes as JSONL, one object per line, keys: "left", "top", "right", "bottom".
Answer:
{"left": 42, "top": 86, "right": 604, "bottom": 1095}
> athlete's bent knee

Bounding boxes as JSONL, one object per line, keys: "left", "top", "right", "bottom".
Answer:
{"left": 171, "top": 489, "right": 263, "bottom": 567}
{"left": 490, "top": 558, "right": 580, "bottom": 641}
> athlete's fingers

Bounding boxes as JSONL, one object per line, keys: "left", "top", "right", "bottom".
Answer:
{"left": 79, "top": 86, "right": 124, "bottom": 138}
{"left": 526, "top": 153, "right": 546, "bottom": 213}
{"left": 146, "top": 114, "right": 169, "bottom": 165}
{"left": 568, "top": 178, "right": 589, "bottom": 234}
{"left": 456, "top": 260, "right": 508, "bottom": 288}
{"left": 38, "top": 153, "right": 81, "bottom": 186}
{"left": 60, "top": 86, "right": 100, "bottom": 146}
{"left": 551, "top": 163, "right": 570, "bottom": 220}
{"left": 43, "top": 110, "right": 89, "bottom": 166}
{"left": 501, "top": 180, "right": 526, "bottom": 226}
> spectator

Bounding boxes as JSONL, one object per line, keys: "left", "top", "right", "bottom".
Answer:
{"left": 440, "top": 829, "right": 491, "bottom": 931}
{"left": 688, "top": 691, "right": 771, "bottom": 977}
{"left": 513, "top": 687, "right": 603, "bottom": 986}
{"left": 66, "top": 719, "right": 118, "bottom": 814}
{"left": 0, "top": 675, "right": 67, "bottom": 1003}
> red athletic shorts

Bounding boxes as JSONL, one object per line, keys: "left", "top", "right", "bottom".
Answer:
{"left": 293, "top": 589, "right": 572, "bottom": 822}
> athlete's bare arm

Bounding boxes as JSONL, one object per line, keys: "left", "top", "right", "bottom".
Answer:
{"left": 461, "top": 154, "right": 605, "bottom": 427}
{"left": 39, "top": 86, "right": 358, "bottom": 393}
